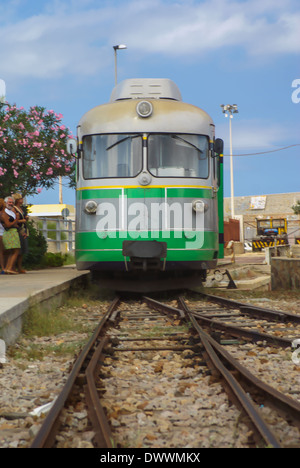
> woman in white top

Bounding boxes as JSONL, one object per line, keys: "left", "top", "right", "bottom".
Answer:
{"left": 2, "top": 196, "right": 20, "bottom": 274}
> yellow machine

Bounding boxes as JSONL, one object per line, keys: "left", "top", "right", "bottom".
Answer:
{"left": 252, "top": 218, "right": 288, "bottom": 251}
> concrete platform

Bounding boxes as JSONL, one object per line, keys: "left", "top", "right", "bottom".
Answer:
{"left": 0, "top": 266, "right": 90, "bottom": 345}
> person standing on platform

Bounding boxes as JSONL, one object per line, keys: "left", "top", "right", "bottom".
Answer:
{"left": 12, "top": 193, "right": 29, "bottom": 274}
{"left": 2, "top": 196, "right": 20, "bottom": 274}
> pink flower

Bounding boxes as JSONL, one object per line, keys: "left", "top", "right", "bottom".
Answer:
{"left": 37, "top": 188, "right": 42, "bottom": 193}
{"left": 27, "top": 160, "right": 33, "bottom": 166}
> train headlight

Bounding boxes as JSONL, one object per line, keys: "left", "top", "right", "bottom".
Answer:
{"left": 85, "top": 200, "right": 98, "bottom": 214}
{"left": 136, "top": 101, "right": 153, "bottom": 118}
{"left": 192, "top": 200, "right": 208, "bottom": 213}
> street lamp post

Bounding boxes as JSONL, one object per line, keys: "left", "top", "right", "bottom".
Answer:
{"left": 220, "top": 104, "right": 238, "bottom": 219}
{"left": 113, "top": 44, "right": 127, "bottom": 86}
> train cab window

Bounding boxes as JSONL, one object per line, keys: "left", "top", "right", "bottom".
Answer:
{"left": 148, "top": 134, "right": 209, "bottom": 178}
{"left": 82, "top": 134, "right": 142, "bottom": 179}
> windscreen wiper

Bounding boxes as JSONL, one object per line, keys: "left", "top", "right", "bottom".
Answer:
{"left": 171, "top": 135, "right": 206, "bottom": 159}
{"left": 106, "top": 134, "right": 141, "bottom": 151}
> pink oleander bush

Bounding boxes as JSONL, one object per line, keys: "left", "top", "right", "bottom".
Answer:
{"left": 0, "top": 102, "right": 75, "bottom": 196}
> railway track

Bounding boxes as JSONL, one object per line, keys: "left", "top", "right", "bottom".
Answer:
{"left": 30, "top": 292, "right": 300, "bottom": 449}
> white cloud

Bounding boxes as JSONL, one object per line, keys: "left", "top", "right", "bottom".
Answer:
{"left": 219, "top": 119, "right": 295, "bottom": 154}
{"left": 0, "top": 0, "right": 299, "bottom": 80}
{"left": 116, "top": 0, "right": 300, "bottom": 56}
{"left": 0, "top": 10, "right": 109, "bottom": 78}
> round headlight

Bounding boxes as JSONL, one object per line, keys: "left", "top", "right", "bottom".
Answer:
{"left": 192, "top": 200, "right": 208, "bottom": 213}
{"left": 85, "top": 200, "right": 98, "bottom": 214}
{"left": 136, "top": 101, "right": 153, "bottom": 118}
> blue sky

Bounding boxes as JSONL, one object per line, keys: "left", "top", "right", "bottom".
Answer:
{"left": 0, "top": 0, "right": 299, "bottom": 206}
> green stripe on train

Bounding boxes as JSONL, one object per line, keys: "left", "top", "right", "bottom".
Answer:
{"left": 76, "top": 187, "right": 213, "bottom": 200}
{"left": 75, "top": 231, "right": 218, "bottom": 262}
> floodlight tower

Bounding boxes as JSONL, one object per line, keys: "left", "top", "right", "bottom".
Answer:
{"left": 220, "top": 104, "right": 239, "bottom": 219}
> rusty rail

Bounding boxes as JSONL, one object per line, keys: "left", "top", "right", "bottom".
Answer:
{"left": 190, "top": 310, "right": 292, "bottom": 347}
{"left": 31, "top": 297, "right": 120, "bottom": 448}
{"left": 194, "top": 291, "right": 300, "bottom": 324}
{"left": 178, "top": 296, "right": 300, "bottom": 447}
{"left": 85, "top": 335, "right": 113, "bottom": 447}
{"left": 178, "top": 297, "right": 282, "bottom": 447}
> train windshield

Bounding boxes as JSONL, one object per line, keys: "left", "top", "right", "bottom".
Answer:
{"left": 148, "top": 134, "right": 209, "bottom": 178}
{"left": 83, "top": 134, "right": 142, "bottom": 178}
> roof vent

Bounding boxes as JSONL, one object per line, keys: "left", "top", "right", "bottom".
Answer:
{"left": 110, "top": 78, "right": 182, "bottom": 102}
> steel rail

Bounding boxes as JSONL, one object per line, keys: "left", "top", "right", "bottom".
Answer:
{"left": 85, "top": 335, "right": 113, "bottom": 448}
{"left": 190, "top": 311, "right": 292, "bottom": 347}
{"left": 30, "top": 296, "right": 120, "bottom": 449}
{"left": 193, "top": 291, "right": 300, "bottom": 324}
{"left": 180, "top": 296, "right": 300, "bottom": 444}
{"left": 143, "top": 296, "right": 185, "bottom": 319}
{"left": 203, "top": 330, "right": 300, "bottom": 426}
{"left": 178, "top": 296, "right": 283, "bottom": 448}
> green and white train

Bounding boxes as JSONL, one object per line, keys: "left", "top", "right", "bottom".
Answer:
{"left": 70, "top": 79, "right": 224, "bottom": 291}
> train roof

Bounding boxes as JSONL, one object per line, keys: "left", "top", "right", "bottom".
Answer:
{"left": 78, "top": 79, "right": 215, "bottom": 138}
{"left": 110, "top": 79, "right": 182, "bottom": 102}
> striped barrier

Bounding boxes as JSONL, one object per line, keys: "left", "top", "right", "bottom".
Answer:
{"left": 252, "top": 238, "right": 288, "bottom": 251}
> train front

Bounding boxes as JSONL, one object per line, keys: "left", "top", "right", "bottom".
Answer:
{"left": 73, "top": 79, "right": 224, "bottom": 291}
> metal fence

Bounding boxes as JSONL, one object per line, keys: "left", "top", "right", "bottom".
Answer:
{"left": 36, "top": 217, "right": 75, "bottom": 253}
